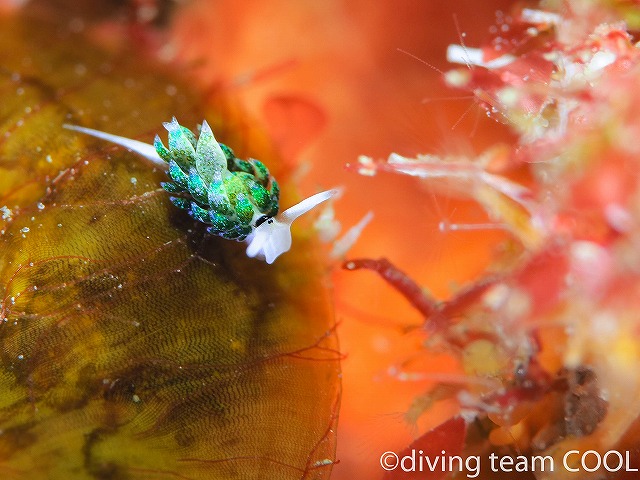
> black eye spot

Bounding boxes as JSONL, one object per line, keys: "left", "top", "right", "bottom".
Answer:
{"left": 268, "top": 219, "right": 273, "bottom": 224}
{"left": 254, "top": 215, "right": 271, "bottom": 227}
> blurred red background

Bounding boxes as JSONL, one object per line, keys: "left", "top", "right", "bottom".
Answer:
{"left": 166, "top": 1, "right": 520, "bottom": 478}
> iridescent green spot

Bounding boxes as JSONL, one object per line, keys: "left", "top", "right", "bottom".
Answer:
{"left": 232, "top": 158, "right": 254, "bottom": 175}
{"left": 154, "top": 119, "right": 280, "bottom": 241}
{"left": 187, "top": 168, "right": 208, "bottom": 205}
{"left": 160, "top": 182, "right": 183, "bottom": 194}
{"left": 169, "top": 197, "right": 190, "bottom": 210}
{"left": 189, "top": 202, "right": 210, "bottom": 224}
{"left": 168, "top": 160, "right": 188, "bottom": 189}
{"left": 250, "top": 159, "right": 270, "bottom": 185}
{"left": 248, "top": 180, "right": 270, "bottom": 210}
{"left": 154, "top": 135, "right": 172, "bottom": 163}
{"left": 209, "top": 211, "right": 236, "bottom": 231}
{"left": 234, "top": 195, "right": 254, "bottom": 224}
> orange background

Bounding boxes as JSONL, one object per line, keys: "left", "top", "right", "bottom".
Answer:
{"left": 167, "top": 1, "right": 519, "bottom": 478}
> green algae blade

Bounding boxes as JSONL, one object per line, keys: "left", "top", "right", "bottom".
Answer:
{"left": 0, "top": 6, "right": 339, "bottom": 480}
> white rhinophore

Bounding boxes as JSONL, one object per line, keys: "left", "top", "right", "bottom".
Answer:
{"left": 63, "top": 124, "right": 165, "bottom": 167}
{"left": 245, "top": 189, "right": 338, "bottom": 264}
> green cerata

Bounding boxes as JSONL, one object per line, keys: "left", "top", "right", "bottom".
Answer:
{"left": 64, "top": 118, "right": 336, "bottom": 264}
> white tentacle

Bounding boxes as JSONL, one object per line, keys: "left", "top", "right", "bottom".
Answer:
{"left": 246, "top": 189, "right": 339, "bottom": 264}
{"left": 63, "top": 124, "right": 165, "bottom": 167}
